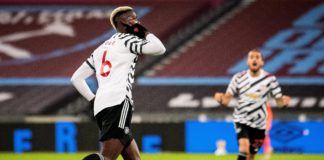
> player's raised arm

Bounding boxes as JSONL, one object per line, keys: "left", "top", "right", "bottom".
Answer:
{"left": 141, "top": 33, "right": 166, "bottom": 55}
{"left": 111, "top": 8, "right": 165, "bottom": 56}
{"left": 124, "top": 19, "right": 166, "bottom": 55}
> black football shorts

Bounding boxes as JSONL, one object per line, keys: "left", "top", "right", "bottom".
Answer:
{"left": 234, "top": 122, "right": 265, "bottom": 154}
{"left": 95, "top": 97, "right": 134, "bottom": 147}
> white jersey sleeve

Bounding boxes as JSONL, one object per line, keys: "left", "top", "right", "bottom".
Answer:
{"left": 70, "top": 61, "right": 95, "bottom": 101}
{"left": 122, "top": 33, "right": 165, "bottom": 55}
{"left": 270, "top": 75, "right": 282, "bottom": 99}
{"left": 142, "top": 33, "right": 166, "bottom": 55}
{"left": 226, "top": 75, "right": 237, "bottom": 96}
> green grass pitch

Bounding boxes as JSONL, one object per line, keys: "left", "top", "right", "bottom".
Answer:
{"left": 1, "top": 152, "right": 324, "bottom": 160}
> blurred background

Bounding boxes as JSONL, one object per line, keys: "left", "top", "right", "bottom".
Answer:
{"left": 0, "top": 0, "right": 324, "bottom": 156}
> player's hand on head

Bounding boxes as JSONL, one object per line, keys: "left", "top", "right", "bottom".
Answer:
{"left": 126, "top": 23, "right": 148, "bottom": 39}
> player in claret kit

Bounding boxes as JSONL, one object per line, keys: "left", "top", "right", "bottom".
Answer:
{"left": 263, "top": 103, "right": 273, "bottom": 160}
{"left": 71, "top": 6, "right": 165, "bottom": 160}
{"left": 214, "top": 49, "right": 290, "bottom": 160}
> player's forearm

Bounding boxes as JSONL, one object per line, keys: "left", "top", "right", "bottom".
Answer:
{"left": 275, "top": 95, "right": 290, "bottom": 107}
{"left": 221, "top": 99, "right": 230, "bottom": 106}
{"left": 275, "top": 98, "right": 286, "bottom": 107}
{"left": 142, "top": 33, "right": 166, "bottom": 55}
{"left": 71, "top": 80, "right": 95, "bottom": 101}
{"left": 71, "top": 63, "right": 95, "bottom": 101}
{"left": 221, "top": 94, "right": 233, "bottom": 106}
{"left": 215, "top": 93, "right": 233, "bottom": 106}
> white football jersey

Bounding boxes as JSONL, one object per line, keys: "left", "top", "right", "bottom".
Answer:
{"left": 71, "top": 33, "right": 165, "bottom": 115}
{"left": 226, "top": 69, "right": 282, "bottom": 129}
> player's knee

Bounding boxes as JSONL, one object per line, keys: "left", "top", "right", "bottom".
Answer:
{"left": 238, "top": 142, "right": 250, "bottom": 154}
{"left": 238, "top": 144, "right": 249, "bottom": 160}
{"left": 132, "top": 156, "right": 140, "bottom": 160}
{"left": 240, "top": 148, "right": 250, "bottom": 155}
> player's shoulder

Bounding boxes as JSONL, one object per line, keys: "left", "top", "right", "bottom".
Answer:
{"left": 93, "top": 33, "right": 130, "bottom": 52}
{"left": 90, "top": 40, "right": 110, "bottom": 58}
{"left": 262, "top": 69, "right": 277, "bottom": 80}
{"left": 263, "top": 70, "right": 274, "bottom": 77}
{"left": 234, "top": 70, "right": 248, "bottom": 79}
{"left": 113, "top": 33, "right": 141, "bottom": 41}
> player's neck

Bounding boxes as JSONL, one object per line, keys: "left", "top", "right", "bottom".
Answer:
{"left": 249, "top": 69, "right": 262, "bottom": 77}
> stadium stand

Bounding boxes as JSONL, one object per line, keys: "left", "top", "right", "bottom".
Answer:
{"left": 147, "top": 0, "right": 324, "bottom": 77}
{"left": 0, "top": 0, "right": 230, "bottom": 116}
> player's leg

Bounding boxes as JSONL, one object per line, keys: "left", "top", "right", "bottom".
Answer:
{"left": 121, "top": 139, "right": 141, "bottom": 160}
{"left": 120, "top": 98, "right": 140, "bottom": 160}
{"left": 238, "top": 138, "right": 249, "bottom": 160}
{"left": 83, "top": 98, "right": 131, "bottom": 160}
{"left": 101, "top": 138, "right": 124, "bottom": 160}
{"left": 235, "top": 123, "right": 249, "bottom": 160}
{"left": 82, "top": 138, "right": 125, "bottom": 160}
{"left": 100, "top": 100, "right": 137, "bottom": 160}
{"left": 248, "top": 127, "right": 266, "bottom": 160}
